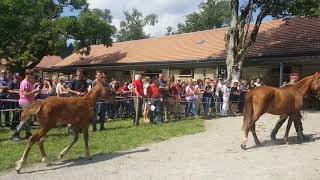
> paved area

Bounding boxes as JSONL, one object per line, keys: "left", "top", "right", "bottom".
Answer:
{"left": 2, "top": 111, "right": 320, "bottom": 180}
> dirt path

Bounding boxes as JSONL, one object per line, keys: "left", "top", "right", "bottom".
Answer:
{"left": 2, "top": 112, "right": 320, "bottom": 180}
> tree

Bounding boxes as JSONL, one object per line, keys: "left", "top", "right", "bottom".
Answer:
{"left": 116, "top": 8, "right": 158, "bottom": 42}
{"left": 225, "top": 0, "right": 320, "bottom": 81}
{"left": 0, "top": 0, "right": 115, "bottom": 72}
{"left": 168, "top": 0, "right": 231, "bottom": 34}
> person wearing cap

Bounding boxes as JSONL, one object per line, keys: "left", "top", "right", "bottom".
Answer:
{"left": 229, "top": 80, "right": 240, "bottom": 116}
{"left": 7, "top": 73, "right": 21, "bottom": 129}
{"left": 270, "top": 73, "right": 308, "bottom": 141}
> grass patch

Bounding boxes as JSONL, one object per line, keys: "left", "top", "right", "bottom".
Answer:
{"left": 0, "top": 119, "right": 205, "bottom": 172}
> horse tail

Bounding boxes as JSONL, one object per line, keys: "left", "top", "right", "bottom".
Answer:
{"left": 242, "top": 91, "right": 254, "bottom": 130}
{"left": 20, "top": 102, "right": 42, "bottom": 123}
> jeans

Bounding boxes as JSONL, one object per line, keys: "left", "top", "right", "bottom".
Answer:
{"left": 92, "top": 102, "right": 107, "bottom": 130}
{"left": 185, "top": 99, "right": 197, "bottom": 118}
{"left": 204, "top": 96, "right": 212, "bottom": 117}
{"left": 0, "top": 98, "right": 10, "bottom": 126}
{"left": 150, "top": 99, "right": 161, "bottom": 123}
{"left": 133, "top": 96, "right": 143, "bottom": 125}
{"left": 215, "top": 97, "right": 222, "bottom": 114}
{"left": 16, "top": 102, "right": 32, "bottom": 133}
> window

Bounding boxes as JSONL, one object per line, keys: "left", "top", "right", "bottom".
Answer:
{"left": 178, "top": 69, "right": 193, "bottom": 77}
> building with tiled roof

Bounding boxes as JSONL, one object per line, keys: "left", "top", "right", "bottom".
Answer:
{"left": 53, "top": 17, "right": 320, "bottom": 86}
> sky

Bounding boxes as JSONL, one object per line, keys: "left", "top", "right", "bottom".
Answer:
{"left": 63, "top": 0, "right": 273, "bottom": 38}
{"left": 87, "top": 0, "right": 206, "bottom": 37}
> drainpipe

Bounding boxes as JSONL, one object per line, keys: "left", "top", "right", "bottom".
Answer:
{"left": 279, "top": 63, "right": 283, "bottom": 87}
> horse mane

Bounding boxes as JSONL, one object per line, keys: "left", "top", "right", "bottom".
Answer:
{"left": 85, "top": 84, "right": 102, "bottom": 99}
{"left": 291, "top": 74, "right": 317, "bottom": 96}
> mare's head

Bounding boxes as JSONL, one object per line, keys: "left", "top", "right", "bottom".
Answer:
{"left": 311, "top": 72, "right": 320, "bottom": 93}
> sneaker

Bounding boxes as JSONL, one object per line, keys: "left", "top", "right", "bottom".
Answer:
{"left": 99, "top": 127, "right": 106, "bottom": 131}
{"left": 12, "top": 132, "right": 21, "bottom": 142}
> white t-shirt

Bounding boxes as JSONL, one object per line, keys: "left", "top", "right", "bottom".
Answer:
{"left": 143, "top": 82, "right": 150, "bottom": 96}
{"left": 254, "top": 82, "right": 261, "bottom": 87}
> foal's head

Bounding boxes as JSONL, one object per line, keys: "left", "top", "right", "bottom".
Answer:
{"left": 92, "top": 83, "right": 113, "bottom": 102}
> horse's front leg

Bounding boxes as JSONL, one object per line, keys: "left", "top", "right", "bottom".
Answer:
{"left": 15, "top": 134, "right": 37, "bottom": 173}
{"left": 83, "top": 128, "right": 92, "bottom": 160}
{"left": 59, "top": 129, "right": 79, "bottom": 159}
{"left": 283, "top": 117, "right": 293, "bottom": 144}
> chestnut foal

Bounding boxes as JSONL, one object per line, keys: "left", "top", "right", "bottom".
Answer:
{"left": 15, "top": 84, "right": 112, "bottom": 173}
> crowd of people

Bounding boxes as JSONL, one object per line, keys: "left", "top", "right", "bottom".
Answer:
{"left": 0, "top": 68, "right": 265, "bottom": 140}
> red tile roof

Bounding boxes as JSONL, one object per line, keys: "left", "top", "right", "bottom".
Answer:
{"left": 54, "top": 17, "right": 320, "bottom": 68}
{"left": 36, "top": 56, "right": 62, "bottom": 69}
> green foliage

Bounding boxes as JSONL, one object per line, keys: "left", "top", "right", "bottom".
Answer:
{"left": 116, "top": 8, "right": 158, "bottom": 42}
{"left": 169, "top": 0, "right": 231, "bottom": 35}
{"left": 0, "top": 0, "right": 115, "bottom": 72}
{"left": 0, "top": 119, "right": 204, "bottom": 171}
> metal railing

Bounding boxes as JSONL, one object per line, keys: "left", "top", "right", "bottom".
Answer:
{"left": 0, "top": 94, "right": 319, "bottom": 128}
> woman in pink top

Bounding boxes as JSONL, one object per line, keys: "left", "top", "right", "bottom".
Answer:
{"left": 13, "top": 69, "right": 40, "bottom": 141}
{"left": 185, "top": 80, "right": 198, "bottom": 119}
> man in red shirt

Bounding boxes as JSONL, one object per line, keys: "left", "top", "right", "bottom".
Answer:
{"left": 133, "top": 75, "right": 144, "bottom": 125}
{"left": 147, "top": 78, "right": 161, "bottom": 123}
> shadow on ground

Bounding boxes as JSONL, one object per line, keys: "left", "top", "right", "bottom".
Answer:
{"left": 246, "top": 134, "right": 320, "bottom": 150}
{"left": 20, "top": 148, "right": 149, "bottom": 174}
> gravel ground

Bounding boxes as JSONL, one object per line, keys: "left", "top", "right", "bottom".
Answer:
{"left": 2, "top": 111, "right": 320, "bottom": 180}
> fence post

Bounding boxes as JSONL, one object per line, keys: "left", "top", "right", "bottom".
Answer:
{"left": 134, "top": 96, "right": 139, "bottom": 126}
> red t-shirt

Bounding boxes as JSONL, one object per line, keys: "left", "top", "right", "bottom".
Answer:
{"left": 133, "top": 80, "right": 144, "bottom": 96}
{"left": 147, "top": 83, "right": 161, "bottom": 98}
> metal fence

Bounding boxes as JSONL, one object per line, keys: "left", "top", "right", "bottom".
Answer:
{"left": 0, "top": 94, "right": 320, "bottom": 128}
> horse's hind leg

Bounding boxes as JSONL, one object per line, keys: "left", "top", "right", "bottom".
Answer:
{"left": 37, "top": 128, "right": 50, "bottom": 166}
{"left": 59, "top": 129, "right": 79, "bottom": 159}
{"left": 251, "top": 123, "right": 262, "bottom": 146}
{"left": 241, "top": 120, "right": 251, "bottom": 150}
{"left": 83, "top": 128, "right": 92, "bottom": 160}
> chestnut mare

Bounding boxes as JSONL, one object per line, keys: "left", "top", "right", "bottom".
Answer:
{"left": 241, "top": 73, "right": 320, "bottom": 150}
{"left": 15, "top": 84, "right": 113, "bottom": 173}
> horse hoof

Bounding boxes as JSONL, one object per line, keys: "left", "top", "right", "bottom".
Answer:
{"left": 58, "top": 154, "right": 63, "bottom": 160}
{"left": 270, "top": 134, "right": 276, "bottom": 141}
{"left": 15, "top": 160, "right": 23, "bottom": 173}
{"left": 86, "top": 154, "right": 92, "bottom": 160}
{"left": 240, "top": 144, "right": 246, "bottom": 150}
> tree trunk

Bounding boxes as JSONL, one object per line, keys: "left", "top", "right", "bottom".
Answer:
{"left": 226, "top": 0, "right": 239, "bottom": 82}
